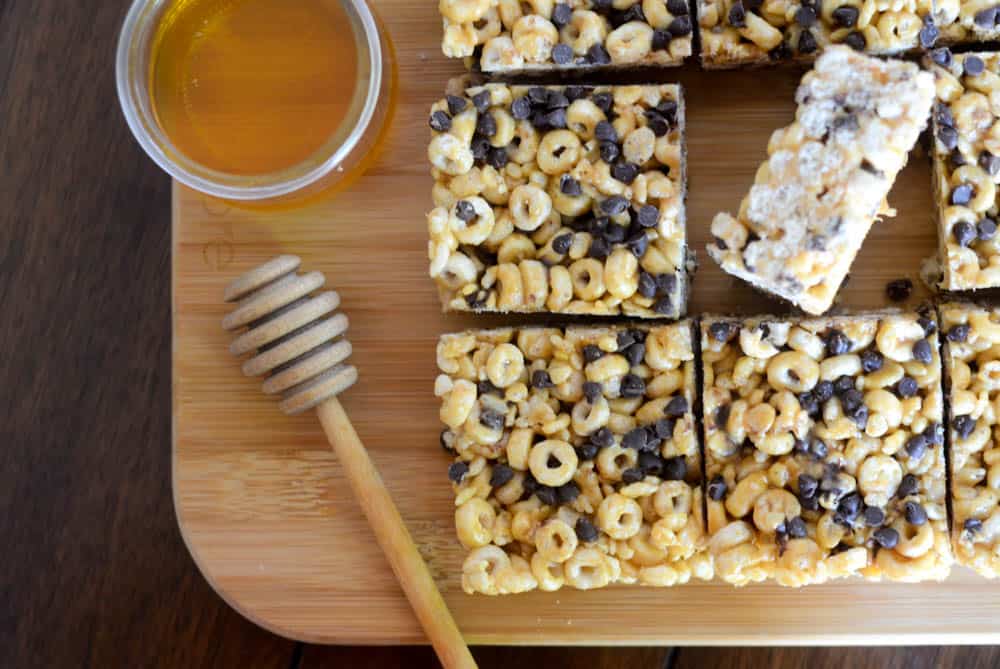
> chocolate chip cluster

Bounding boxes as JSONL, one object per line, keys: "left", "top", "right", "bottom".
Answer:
{"left": 435, "top": 323, "right": 710, "bottom": 594}
{"left": 701, "top": 312, "right": 952, "bottom": 586}
{"left": 926, "top": 50, "right": 1000, "bottom": 291}
{"left": 428, "top": 83, "right": 689, "bottom": 318}
{"left": 940, "top": 303, "right": 1000, "bottom": 578}
{"left": 439, "top": 0, "right": 693, "bottom": 72}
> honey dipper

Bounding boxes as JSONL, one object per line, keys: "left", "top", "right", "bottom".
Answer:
{"left": 222, "top": 255, "right": 477, "bottom": 669}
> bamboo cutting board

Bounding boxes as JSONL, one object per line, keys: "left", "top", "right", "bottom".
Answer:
{"left": 173, "top": 0, "right": 1000, "bottom": 646}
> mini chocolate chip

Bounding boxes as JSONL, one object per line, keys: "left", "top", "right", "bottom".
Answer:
{"left": 654, "top": 417, "right": 674, "bottom": 440}
{"left": 511, "top": 96, "right": 532, "bottom": 120}
{"left": 707, "top": 475, "right": 727, "bottom": 501}
{"left": 925, "top": 422, "right": 945, "bottom": 445}
{"left": 833, "top": 5, "right": 859, "bottom": 27}
{"left": 954, "top": 414, "right": 977, "bottom": 439}
{"left": 478, "top": 379, "right": 501, "bottom": 396}
{"left": 728, "top": 1, "right": 746, "bottom": 27}
{"left": 667, "top": 0, "right": 689, "bottom": 14}
{"left": 531, "top": 369, "right": 554, "bottom": 389}
{"left": 918, "top": 315, "right": 937, "bottom": 336}
{"left": 448, "top": 461, "right": 469, "bottom": 483}
{"left": 795, "top": 5, "right": 817, "bottom": 26}
{"left": 552, "top": 43, "right": 573, "bottom": 64}
{"left": 919, "top": 16, "right": 938, "bottom": 48}
{"left": 861, "top": 349, "right": 884, "bottom": 373}
{"left": 874, "top": 527, "right": 899, "bottom": 549}
{"left": 814, "top": 380, "right": 834, "bottom": 402}
{"left": 946, "top": 323, "right": 970, "bottom": 342}
{"left": 536, "top": 485, "right": 557, "bottom": 506}
{"left": 551, "top": 233, "right": 572, "bottom": 255}
{"left": 905, "top": 433, "right": 928, "bottom": 459}
{"left": 798, "top": 29, "right": 817, "bottom": 54}
{"left": 634, "top": 452, "right": 660, "bottom": 476}
{"left": 471, "top": 91, "right": 490, "bottom": 113}
{"left": 657, "top": 273, "right": 677, "bottom": 294}
{"left": 583, "top": 344, "right": 604, "bottom": 363}
{"left": 645, "top": 111, "right": 670, "bottom": 137}
{"left": 896, "top": 376, "right": 918, "bottom": 398}
{"left": 799, "top": 392, "right": 819, "bottom": 418}
{"left": 600, "top": 141, "right": 620, "bottom": 163}
{"left": 626, "top": 232, "right": 649, "bottom": 257}
{"left": 487, "top": 147, "right": 508, "bottom": 170}
{"left": 826, "top": 329, "right": 851, "bottom": 356}
{"left": 667, "top": 15, "right": 692, "bottom": 35}
{"left": 583, "top": 381, "right": 603, "bottom": 404}
{"left": 552, "top": 2, "right": 572, "bottom": 26}
{"left": 838, "top": 492, "right": 862, "bottom": 522}
{"left": 930, "top": 47, "right": 952, "bottom": 67}
{"left": 480, "top": 410, "right": 504, "bottom": 430}
{"left": 557, "top": 481, "right": 580, "bottom": 504}
{"left": 652, "top": 296, "right": 673, "bottom": 315}
{"left": 980, "top": 151, "right": 1000, "bottom": 177}
{"left": 594, "top": 121, "right": 617, "bottom": 144}
{"left": 714, "top": 404, "right": 731, "bottom": 429}
{"left": 622, "top": 467, "right": 644, "bottom": 484}
{"left": 445, "top": 95, "right": 467, "bottom": 116}
{"left": 454, "top": 200, "right": 477, "bottom": 222}
{"left": 798, "top": 474, "right": 819, "bottom": 499}
{"left": 979, "top": 217, "right": 998, "bottom": 240}
{"left": 863, "top": 506, "right": 885, "bottom": 527}
{"left": 952, "top": 183, "right": 974, "bottom": 206}
{"left": 592, "top": 92, "right": 613, "bottom": 114}
{"left": 558, "top": 176, "right": 582, "bottom": 198}
{"left": 841, "top": 388, "right": 863, "bottom": 412}
{"left": 565, "top": 86, "right": 587, "bottom": 101}
{"left": 965, "top": 518, "right": 983, "bottom": 534}
{"left": 849, "top": 403, "right": 869, "bottom": 428}
{"left": 834, "top": 375, "right": 855, "bottom": 396}
{"left": 470, "top": 136, "right": 490, "bottom": 161}
{"left": 636, "top": 205, "right": 660, "bottom": 228}
{"left": 665, "top": 396, "right": 688, "bottom": 417}
{"left": 476, "top": 113, "right": 497, "bottom": 137}
{"left": 607, "top": 223, "right": 627, "bottom": 244}
{"left": 651, "top": 29, "right": 671, "bottom": 50}
{"left": 662, "top": 456, "right": 687, "bottom": 481}
{"left": 545, "top": 108, "right": 567, "bottom": 129}
{"left": 586, "top": 43, "right": 611, "bottom": 64}
{"left": 620, "top": 373, "right": 646, "bottom": 398}
{"left": 965, "top": 55, "right": 986, "bottom": 76}
{"left": 611, "top": 161, "right": 640, "bottom": 184}
{"left": 912, "top": 339, "right": 933, "bottom": 364}
{"left": 577, "top": 443, "right": 598, "bottom": 460}
{"left": 952, "top": 220, "right": 974, "bottom": 247}
{"left": 783, "top": 516, "right": 805, "bottom": 538}
{"left": 624, "top": 342, "right": 645, "bottom": 367}
{"left": 844, "top": 30, "right": 866, "bottom": 50}
{"left": 576, "top": 517, "right": 599, "bottom": 542}
{"left": 810, "top": 438, "right": 828, "bottom": 459}
{"left": 904, "top": 501, "right": 928, "bottom": 526}
{"left": 591, "top": 425, "right": 613, "bottom": 448}
{"left": 708, "top": 321, "right": 735, "bottom": 342}
{"left": 938, "top": 125, "right": 959, "bottom": 151}
{"left": 657, "top": 100, "right": 678, "bottom": 122}
{"left": 429, "top": 110, "right": 451, "bottom": 131}
{"left": 588, "top": 236, "right": 610, "bottom": 260}
{"left": 623, "top": 427, "right": 648, "bottom": 450}
{"left": 885, "top": 278, "right": 912, "bottom": 302}
{"left": 490, "top": 464, "right": 514, "bottom": 488}
{"left": 638, "top": 271, "right": 657, "bottom": 298}
{"left": 974, "top": 6, "right": 998, "bottom": 27}
{"left": 897, "top": 474, "right": 919, "bottom": 498}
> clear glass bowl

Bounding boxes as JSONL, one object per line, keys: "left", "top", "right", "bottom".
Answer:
{"left": 116, "top": 0, "right": 393, "bottom": 203}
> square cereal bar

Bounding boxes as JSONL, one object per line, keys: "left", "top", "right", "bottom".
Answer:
{"left": 436, "top": 322, "right": 710, "bottom": 594}
{"left": 428, "top": 83, "right": 689, "bottom": 318}
{"left": 708, "top": 47, "right": 934, "bottom": 315}
{"left": 439, "top": 0, "right": 693, "bottom": 73}
{"left": 940, "top": 302, "right": 1000, "bottom": 577}
{"left": 925, "top": 50, "right": 1000, "bottom": 290}
{"left": 698, "top": 0, "right": 939, "bottom": 68}
{"left": 701, "top": 312, "right": 952, "bottom": 586}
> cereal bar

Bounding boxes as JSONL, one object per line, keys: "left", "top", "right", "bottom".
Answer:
{"left": 925, "top": 50, "right": 1000, "bottom": 291}
{"left": 428, "top": 83, "right": 689, "bottom": 319}
{"left": 940, "top": 302, "right": 1000, "bottom": 577}
{"left": 436, "top": 322, "right": 711, "bottom": 594}
{"left": 701, "top": 312, "right": 952, "bottom": 586}
{"left": 698, "top": 0, "right": 939, "bottom": 68}
{"left": 439, "top": 0, "right": 693, "bottom": 73}
{"left": 708, "top": 47, "right": 934, "bottom": 315}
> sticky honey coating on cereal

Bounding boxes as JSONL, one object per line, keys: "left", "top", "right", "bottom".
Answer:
{"left": 700, "top": 312, "right": 952, "bottom": 587}
{"left": 439, "top": 0, "right": 693, "bottom": 72}
{"left": 698, "top": 0, "right": 940, "bottom": 68}
{"left": 940, "top": 303, "right": 1000, "bottom": 577}
{"left": 707, "top": 47, "right": 934, "bottom": 316}
{"left": 925, "top": 50, "right": 1000, "bottom": 291}
{"left": 428, "top": 83, "right": 689, "bottom": 319}
{"left": 436, "top": 323, "right": 712, "bottom": 594}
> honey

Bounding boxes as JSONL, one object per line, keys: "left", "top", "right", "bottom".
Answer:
{"left": 149, "top": 0, "right": 361, "bottom": 176}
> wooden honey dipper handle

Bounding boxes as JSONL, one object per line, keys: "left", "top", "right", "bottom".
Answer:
{"left": 223, "top": 256, "right": 476, "bottom": 669}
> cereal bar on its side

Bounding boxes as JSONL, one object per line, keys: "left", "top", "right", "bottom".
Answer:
{"left": 436, "top": 322, "right": 710, "bottom": 594}
{"left": 940, "top": 302, "right": 1000, "bottom": 577}
{"left": 439, "top": 0, "right": 693, "bottom": 73}
{"left": 708, "top": 47, "right": 934, "bottom": 315}
{"left": 698, "top": 0, "right": 940, "bottom": 68}
{"left": 925, "top": 50, "right": 1000, "bottom": 291}
{"left": 701, "top": 312, "right": 952, "bottom": 586}
{"left": 428, "top": 83, "right": 689, "bottom": 319}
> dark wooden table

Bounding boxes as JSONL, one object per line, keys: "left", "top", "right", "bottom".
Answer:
{"left": 2, "top": 1, "right": 997, "bottom": 667}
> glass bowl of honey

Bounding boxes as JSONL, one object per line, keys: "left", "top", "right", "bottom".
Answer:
{"left": 117, "top": 0, "right": 394, "bottom": 204}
